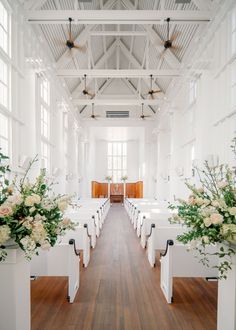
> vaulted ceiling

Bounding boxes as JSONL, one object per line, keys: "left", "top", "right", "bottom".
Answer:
{"left": 24, "top": 0, "right": 219, "bottom": 119}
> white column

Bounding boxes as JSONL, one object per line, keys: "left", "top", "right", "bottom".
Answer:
{"left": 108, "top": 182, "right": 110, "bottom": 198}
{"left": 217, "top": 251, "right": 236, "bottom": 330}
{"left": 0, "top": 249, "right": 30, "bottom": 330}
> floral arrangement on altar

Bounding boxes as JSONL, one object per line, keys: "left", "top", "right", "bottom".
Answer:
{"left": 121, "top": 175, "right": 128, "bottom": 182}
{"left": 169, "top": 136, "right": 236, "bottom": 278}
{"left": 0, "top": 152, "right": 74, "bottom": 262}
{"left": 105, "top": 175, "right": 112, "bottom": 182}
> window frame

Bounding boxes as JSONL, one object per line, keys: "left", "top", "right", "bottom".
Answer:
{"left": 107, "top": 142, "right": 127, "bottom": 183}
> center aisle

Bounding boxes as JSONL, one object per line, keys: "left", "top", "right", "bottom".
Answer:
{"left": 31, "top": 204, "right": 217, "bottom": 330}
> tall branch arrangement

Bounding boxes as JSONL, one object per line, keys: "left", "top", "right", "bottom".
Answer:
{"left": 0, "top": 153, "right": 74, "bottom": 261}
{"left": 169, "top": 136, "right": 236, "bottom": 279}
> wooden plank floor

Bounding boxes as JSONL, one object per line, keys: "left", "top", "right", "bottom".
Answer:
{"left": 31, "top": 204, "right": 217, "bottom": 330}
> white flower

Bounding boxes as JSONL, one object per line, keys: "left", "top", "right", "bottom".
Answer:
{"left": 21, "top": 217, "right": 34, "bottom": 230}
{"left": 61, "top": 217, "right": 72, "bottom": 227}
{"left": 25, "top": 194, "right": 41, "bottom": 207}
{"left": 7, "top": 194, "right": 22, "bottom": 206}
{"left": 196, "top": 187, "right": 204, "bottom": 193}
{"left": 20, "top": 236, "right": 36, "bottom": 251}
{"left": 204, "top": 217, "right": 212, "bottom": 227}
{"left": 0, "top": 225, "right": 11, "bottom": 244}
{"left": 202, "top": 236, "right": 210, "bottom": 244}
{"left": 31, "top": 222, "right": 47, "bottom": 244}
{"left": 212, "top": 200, "right": 220, "bottom": 208}
{"left": 210, "top": 213, "right": 223, "bottom": 225}
{"left": 40, "top": 241, "right": 51, "bottom": 250}
{"left": 229, "top": 207, "right": 236, "bottom": 216}
{"left": 58, "top": 201, "right": 68, "bottom": 212}
{"left": 0, "top": 204, "right": 13, "bottom": 217}
{"left": 221, "top": 224, "right": 236, "bottom": 243}
{"left": 195, "top": 198, "right": 205, "bottom": 206}
{"left": 217, "top": 181, "right": 228, "bottom": 189}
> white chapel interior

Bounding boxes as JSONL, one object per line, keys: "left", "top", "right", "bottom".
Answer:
{"left": 0, "top": 0, "right": 236, "bottom": 329}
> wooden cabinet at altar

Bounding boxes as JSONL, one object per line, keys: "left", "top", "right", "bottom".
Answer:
{"left": 91, "top": 181, "right": 143, "bottom": 200}
{"left": 91, "top": 181, "right": 108, "bottom": 198}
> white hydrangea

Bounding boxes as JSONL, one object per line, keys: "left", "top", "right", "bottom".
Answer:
{"left": 30, "top": 222, "right": 47, "bottom": 244}
{"left": 0, "top": 225, "right": 11, "bottom": 245}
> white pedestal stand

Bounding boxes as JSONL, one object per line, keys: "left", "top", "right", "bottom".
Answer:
{"left": 0, "top": 249, "right": 30, "bottom": 330}
{"left": 217, "top": 252, "right": 236, "bottom": 330}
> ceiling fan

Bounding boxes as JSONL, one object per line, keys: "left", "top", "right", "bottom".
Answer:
{"left": 160, "top": 18, "right": 180, "bottom": 55}
{"left": 82, "top": 74, "right": 95, "bottom": 98}
{"left": 58, "top": 17, "right": 86, "bottom": 57}
{"left": 145, "top": 74, "right": 161, "bottom": 99}
{"left": 140, "top": 103, "right": 151, "bottom": 120}
{"left": 89, "top": 103, "right": 100, "bottom": 120}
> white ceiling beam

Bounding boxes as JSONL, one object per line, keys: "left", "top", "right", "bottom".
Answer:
{"left": 26, "top": 10, "right": 212, "bottom": 25}
{"left": 57, "top": 69, "right": 181, "bottom": 78}
{"left": 73, "top": 99, "right": 161, "bottom": 106}
{"left": 90, "top": 31, "right": 147, "bottom": 36}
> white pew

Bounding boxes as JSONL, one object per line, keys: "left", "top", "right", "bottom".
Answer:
{"left": 30, "top": 239, "right": 80, "bottom": 303}
{"left": 66, "top": 212, "right": 97, "bottom": 248}
{"left": 60, "top": 225, "right": 91, "bottom": 267}
{"left": 160, "top": 240, "right": 218, "bottom": 303}
{"left": 147, "top": 223, "right": 184, "bottom": 267}
{"left": 140, "top": 213, "right": 174, "bottom": 248}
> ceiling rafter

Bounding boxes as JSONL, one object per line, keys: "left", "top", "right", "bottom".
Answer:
{"left": 73, "top": 99, "right": 161, "bottom": 106}
{"left": 57, "top": 69, "right": 181, "bottom": 78}
{"left": 24, "top": 0, "right": 48, "bottom": 10}
{"left": 26, "top": 10, "right": 212, "bottom": 25}
{"left": 71, "top": 39, "right": 118, "bottom": 97}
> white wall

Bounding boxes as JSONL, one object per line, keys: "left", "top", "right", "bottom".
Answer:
{"left": 156, "top": 2, "right": 236, "bottom": 201}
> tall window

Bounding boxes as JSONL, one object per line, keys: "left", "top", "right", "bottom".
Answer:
{"left": 0, "top": 1, "right": 10, "bottom": 55}
{"left": 0, "top": 1, "right": 11, "bottom": 156}
{"left": 40, "top": 78, "right": 51, "bottom": 171}
{"left": 231, "top": 7, "right": 236, "bottom": 55}
{"left": 108, "top": 142, "right": 127, "bottom": 183}
{"left": 63, "top": 110, "right": 69, "bottom": 175}
{"left": 189, "top": 80, "right": 197, "bottom": 105}
{"left": 0, "top": 111, "right": 9, "bottom": 155}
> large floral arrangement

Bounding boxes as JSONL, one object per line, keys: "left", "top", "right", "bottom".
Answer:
{"left": 169, "top": 137, "right": 236, "bottom": 279}
{"left": 0, "top": 153, "right": 74, "bottom": 261}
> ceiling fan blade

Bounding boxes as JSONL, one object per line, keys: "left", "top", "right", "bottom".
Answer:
{"left": 171, "top": 45, "right": 182, "bottom": 51}
{"left": 153, "top": 90, "right": 162, "bottom": 94}
{"left": 170, "top": 31, "right": 180, "bottom": 43}
{"left": 87, "top": 92, "right": 95, "bottom": 98}
{"left": 74, "top": 43, "right": 87, "bottom": 53}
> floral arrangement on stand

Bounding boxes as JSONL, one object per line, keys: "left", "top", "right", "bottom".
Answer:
{"left": 105, "top": 175, "right": 112, "bottom": 182}
{"left": 169, "top": 137, "right": 236, "bottom": 279}
{"left": 0, "top": 152, "right": 74, "bottom": 262}
{"left": 121, "top": 175, "right": 128, "bottom": 182}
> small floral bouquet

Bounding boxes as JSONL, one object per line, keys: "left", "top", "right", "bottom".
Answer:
{"left": 169, "top": 138, "right": 236, "bottom": 279}
{"left": 105, "top": 175, "right": 112, "bottom": 182}
{"left": 121, "top": 175, "right": 128, "bottom": 182}
{"left": 0, "top": 152, "right": 74, "bottom": 262}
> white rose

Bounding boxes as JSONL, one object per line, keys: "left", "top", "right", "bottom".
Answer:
{"left": 229, "top": 207, "right": 236, "bottom": 216}
{"left": 204, "top": 217, "right": 212, "bottom": 227}
{"left": 0, "top": 204, "right": 13, "bottom": 217}
{"left": 0, "top": 225, "right": 11, "bottom": 244}
{"left": 7, "top": 194, "right": 22, "bottom": 206}
{"left": 25, "top": 194, "right": 41, "bottom": 207}
{"left": 212, "top": 200, "right": 220, "bottom": 208}
{"left": 210, "top": 213, "right": 224, "bottom": 225}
